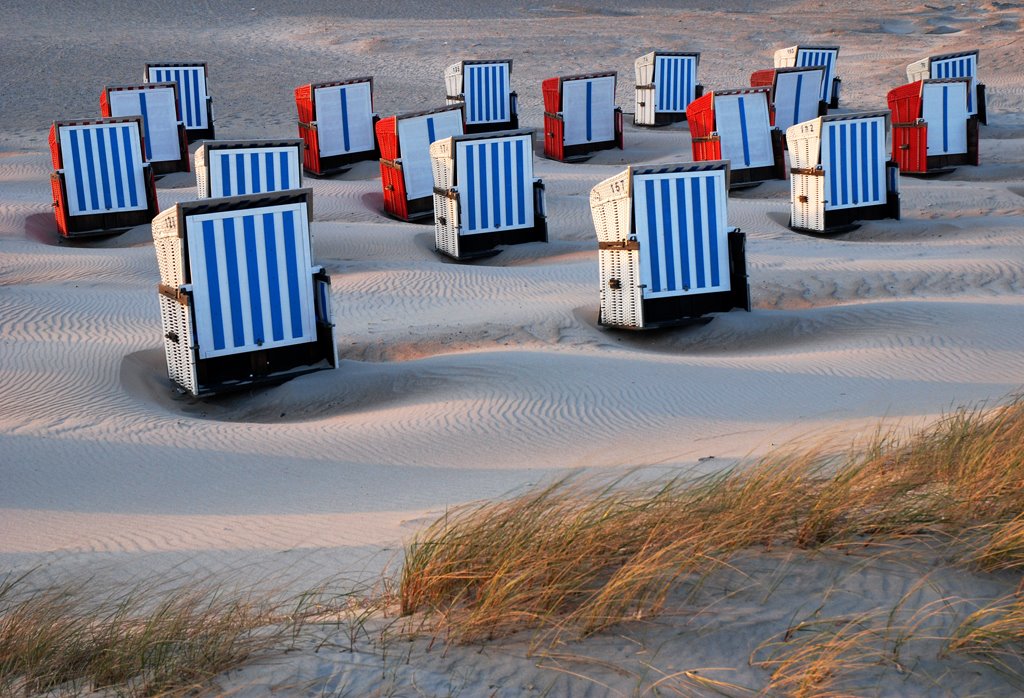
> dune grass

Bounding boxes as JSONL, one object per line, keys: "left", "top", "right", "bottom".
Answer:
{"left": 399, "top": 397, "right": 1024, "bottom": 645}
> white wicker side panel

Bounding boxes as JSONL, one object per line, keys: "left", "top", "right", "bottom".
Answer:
{"left": 431, "top": 154, "right": 455, "bottom": 192}
{"left": 791, "top": 173, "right": 824, "bottom": 232}
{"left": 774, "top": 47, "right": 798, "bottom": 68}
{"left": 194, "top": 146, "right": 210, "bottom": 198}
{"left": 906, "top": 58, "right": 930, "bottom": 83}
{"left": 444, "top": 63, "right": 463, "bottom": 98}
{"left": 634, "top": 53, "right": 657, "bottom": 125}
{"left": 599, "top": 249, "right": 643, "bottom": 328}
{"left": 151, "top": 207, "right": 184, "bottom": 287}
{"left": 434, "top": 192, "right": 460, "bottom": 258}
{"left": 590, "top": 169, "right": 632, "bottom": 243}
{"left": 159, "top": 292, "right": 199, "bottom": 395}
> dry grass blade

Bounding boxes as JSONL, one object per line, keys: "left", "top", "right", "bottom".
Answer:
{"left": 945, "top": 594, "right": 1024, "bottom": 680}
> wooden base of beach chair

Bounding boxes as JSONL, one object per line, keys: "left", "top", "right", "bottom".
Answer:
{"left": 299, "top": 119, "right": 379, "bottom": 177}
{"left": 544, "top": 109, "right": 624, "bottom": 162}
{"left": 463, "top": 115, "right": 519, "bottom": 135}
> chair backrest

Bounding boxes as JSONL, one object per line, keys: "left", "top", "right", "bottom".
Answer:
{"left": 396, "top": 108, "right": 465, "bottom": 200}
{"left": 922, "top": 79, "right": 969, "bottom": 155}
{"left": 312, "top": 79, "right": 375, "bottom": 156}
{"left": 104, "top": 84, "right": 181, "bottom": 163}
{"left": 56, "top": 119, "right": 148, "bottom": 217}
{"left": 453, "top": 131, "right": 534, "bottom": 235}
{"left": 772, "top": 67, "right": 824, "bottom": 131}
{"left": 184, "top": 198, "right": 316, "bottom": 359}
{"left": 201, "top": 141, "right": 302, "bottom": 197}
{"left": 560, "top": 73, "right": 616, "bottom": 146}
{"left": 145, "top": 64, "right": 210, "bottom": 130}
{"left": 925, "top": 53, "right": 978, "bottom": 114}
{"left": 460, "top": 60, "right": 512, "bottom": 125}
{"left": 654, "top": 53, "right": 698, "bottom": 113}
{"left": 631, "top": 164, "right": 730, "bottom": 298}
{"left": 818, "top": 113, "right": 888, "bottom": 211}
{"left": 712, "top": 89, "right": 774, "bottom": 169}
{"left": 776, "top": 46, "right": 838, "bottom": 102}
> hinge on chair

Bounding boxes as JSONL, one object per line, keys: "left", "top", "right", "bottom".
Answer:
{"left": 384, "top": 184, "right": 394, "bottom": 191}
{"left": 598, "top": 240, "right": 640, "bottom": 251}
{"left": 798, "top": 195, "right": 808, "bottom": 203}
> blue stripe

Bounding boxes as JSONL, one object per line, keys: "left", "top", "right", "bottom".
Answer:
{"left": 110, "top": 126, "right": 125, "bottom": 208}
{"left": 585, "top": 81, "right": 593, "bottom": 141}
{"left": 178, "top": 70, "right": 191, "bottom": 128}
{"left": 340, "top": 88, "right": 350, "bottom": 152}
{"left": 426, "top": 117, "right": 436, "bottom": 146}
{"left": 515, "top": 139, "right": 525, "bottom": 225}
{"left": 202, "top": 220, "right": 226, "bottom": 351}
{"left": 478, "top": 144, "right": 489, "bottom": 229}
{"left": 645, "top": 180, "right": 661, "bottom": 292}
{"left": 793, "top": 74, "right": 804, "bottom": 124}
{"left": 675, "top": 178, "right": 690, "bottom": 290}
{"left": 121, "top": 126, "right": 138, "bottom": 207}
{"left": 503, "top": 140, "right": 513, "bottom": 225}
{"left": 263, "top": 213, "right": 284, "bottom": 342}
{"left": 282, "top": 211, "right": 304, "bottom": 339}
{"left": 737, "top": 97, "right": 751, "bottom": 166}
{"left": 490, "top": 142, "right": 500, "bottom": 226}
{"left": 466, "top": 145, "right": 476, "bottom": 230}
{"left": 850, "top": 123, "right": 859, "bottom": 205}
{"left": 235, "top": 154, "right": 245, "bottom": 196}
{"left": 95, "top": 128, "right": 112, "bottom": 210}
{"left": 190, "top": 68, "right": 201, "bottom": 128}
{"left": 828, "top": 124, "right": 838, "bottom": 207}
{"left": 942, "top": 85, "right": 949, "bottom": 153}
{"left": 220, "top": 154, "right": 232, "bottom": 196}
{"left": 859, "top": 122, "right": 869, "bottom": 205}
{"left": 498, "top": 65, "right": 507, "bottom": 120}
{"left": 266, "top": 152, "right": 275, "bottom": 191}
{"left": 222, "top": 218, "right": 245, "bottom": 349}
{"left": 690, "top": 178, "right": 705, "bottom": 289}
{"left": 242, "top": 215, "right": 265, "bottom": 344}
{"left": 871, "top": 121, "right": 880, "bottom": 202}
{"left": 839, "top": 124, "right": 848, "bottom": 205}
{"left": 250, "top": 153, "right": 261, "bottom": 193}
{"left": 661, "top": 179, "right": 675, "bottom": 291}
{"left": 68, "top": 130, "right": 87, "bottom": 212}
{"left": 82, "top": 130, "right": 100, "bottom": 211}
{"left": 279, "top": 152, "right": 290, "bottom": 189}
{"left": 138, "top": 93, "right": 152, "bottom": 160}
{"left": 707, "top": 177, "right": 720, "bottom": 287}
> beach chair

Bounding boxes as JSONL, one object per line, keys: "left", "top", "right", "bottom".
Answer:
{"left": 542, "top": 71, "right": 624, "bottom": 161}
{"left": 590, "top": 161, "right": 750, "bottom": 329}
{"left": 144, "top": 62, "right": 215, "bottom": 140}
{"left": 907, "top": 50, "right": 986, "bottom": 124}
{"left": 787, "top": 111, "right": 900, "bottom": 233}
{"left": 151, "top": 188, "right": 337, "bottom": 396}
{"left": 634, "top": 51, "right": 702, "bottom": 126}
{"left": 101, "top": 83, "right": 190, "bottom": 175}
{"left": 194, "top": 139, "right": 303, "bottom": 198}
{"left": 444, "top": 59, "right": 518, "bottom": 133}
{"left": 687, "top": 87, "right": 784, "bottom": 188}
{"left": 888, "top": 78, "right": 978, "bottom": 176}
{"left": 295, "top": 77, "right": 379, "bottom": 176}
{"left": 48, "top": 117, "right": 159, "bottom": 238}
{"left": 376, "top": 104, "right": 465, "bottom": 221}
{"left": 431, "top": 130, "right": 547, "bottom": 261}
{"left": 773, "top": 46, "right": 840, "bottom": 108}
{"left": 749, "top": 66, "right": 826, "bottom": 133}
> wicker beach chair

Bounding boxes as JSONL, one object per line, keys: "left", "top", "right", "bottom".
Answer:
{"left": 907, "top": 50, "right": 986, "bottom": 124}
{"left": 431, "top": 129, "right": 547, "bottom": 260}
{"left": 295, "top": 77, "right": 379, "bottom": 176}
{"left": 444, "top": 59, "right": 518, "bottom": 133}
{"left": 774, "top": 45, "right": 840, "bottom": 108}
{"left": 687, "top": 87, "right": 784, "bottom": 188}
{"left": 887, "top": 78, "right": 978, "bottom": 176}
{"left": 48, "top": 117, "right": 159, "bottom": 238}
{"left": 787, "top": 111, "right": 900, "bottom": 233}
{"left": 590, "top": 161, "right": 750, "bottom": 329}
{"left": 151, "top": 189, "right": 337, "bottom": 396}
{"left": 634, "top": 51, "right": 702, "bottom": 126}
{"left": 541, "top": 71, "right": 623, "bottom": 161}
{"left": 144, "top": 62, "right": 215, "bottom": 140}
{"left": 749, "top": 66, "right": 826, "bottom": 134}
{"left": 376, "top": 104, "right": 465, "bottom": 221}
{"left": 101, "top": 83, "right": 190, "bottom": 175}
{"left": 194, "top": 139, "right": 303, "bottom": 198}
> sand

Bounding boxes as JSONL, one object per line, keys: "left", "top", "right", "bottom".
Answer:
{"left": 1, "top": 0, "right": 1023, "bottom": 693}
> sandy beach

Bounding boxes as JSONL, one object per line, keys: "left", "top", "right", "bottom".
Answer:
{"left": 2, "top": 0, "right": 1023, "bottom": 693}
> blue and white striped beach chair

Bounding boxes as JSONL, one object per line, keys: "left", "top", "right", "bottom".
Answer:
{"left": 194, "top": 139, "right": 303, "bottom": 198}
{"left": 444, "top": 60, "right": 518, "bottom": 133}
{"left": 542, "top": 71, "right": 624, "bottom": 161}
{"left": 48, "top": 116, "right": 159, "bottom": 238}
{"left": 787, "top": 111, "right": 900, "bottom": 233}
{"left": 151, "top": 189, "right": 337, "bottom": 395}
{"left": 774, "top": 46, "right": 840, "bottom": 108}
{"left": 295, "top": 77, "right": 379, "bottom": 176}
{"left": 907, "top": 50, "right": 986, "bottom": 123}
{"left": 634, "top": 51, "right": 702, "bottom": 126}
{"left": 144, "top": 62, "right": 215, "bottom": 140}
{"left": 688, "top": 88, "right": 784, "bottom": 187}
{"left": 101, "top": 83, "right": 190, "bottom": 175}
{"left": 590, "top": 162, "right": 750, "bottom": 329}
{"left": 430, "top": 129, "right": 547, "bottom": 260}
